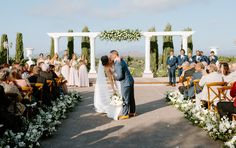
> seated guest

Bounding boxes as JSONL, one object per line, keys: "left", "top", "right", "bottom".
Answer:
{"left": 192, "top": 50, "right": 202, "bottom": 63}
{"left": 21, "top": 63, "right": 30, "bottom": 79}
{"left": 208, "top": 51, "right": 218, "bottom": 64}
{"left": 195, "top": 64, "right": 223, "bottom": 108}
{"left": 217, "top": 81, "right": 236, "bottom": 120}
{"left": 219, "top": 62, "right": 230, "bottom": 80}
{"left": 225, "top": 63, "right": 236, "bottom": 83}
{"left": 40, "top": 64, "right": 54, "bottom": 80}
{"left": 177, "top": 49, "right": 188, "bottom": 77}
{"left": 182, "top": 62, "right": 196, "bottom": 82}
{"left": 186, "top": 62, "right": 205, "bottom": 99}
{"left": 28, "top": 66, "right": 46, "bottom": 84}
{"left": 10, "top": 69, "right": 30, "bottom": 88}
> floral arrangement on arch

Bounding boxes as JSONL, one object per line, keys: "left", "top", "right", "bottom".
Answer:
{"left": 100, "top": 29, "right": 142, "bottom": 42}
{"left": 166, "top": 91, "right": 236, "bottom": 148}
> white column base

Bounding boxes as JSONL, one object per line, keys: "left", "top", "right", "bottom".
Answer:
{"left": 88, "top": 71, "right": 97, "bottom": 78}
{"left": 142, "top": 71, "right": 153, "bottom": 78}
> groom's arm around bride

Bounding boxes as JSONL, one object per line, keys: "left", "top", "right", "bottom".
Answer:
{"left": 110, "top": 50, "right": 136, "bottom": 119}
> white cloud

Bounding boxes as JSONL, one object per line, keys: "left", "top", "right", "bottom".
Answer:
{"left": 28, "top": 0, "right": 209, "bottom": 19}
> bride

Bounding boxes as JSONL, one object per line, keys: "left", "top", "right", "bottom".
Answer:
{"left": 94, "top": 55, "right": 123, "bottom": 120}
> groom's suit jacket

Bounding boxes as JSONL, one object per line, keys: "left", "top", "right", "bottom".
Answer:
{"left": 114, "top": 59, "right": 134, "bottom": 87}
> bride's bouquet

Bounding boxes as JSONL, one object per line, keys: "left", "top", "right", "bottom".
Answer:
{"left": 110, "top": 92, "right": 123, "bottom": 106}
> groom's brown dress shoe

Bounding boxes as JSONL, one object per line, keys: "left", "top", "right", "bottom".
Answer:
{"left": 118, "top": 115, "right": 129, "bottom": 120}
{"left": 129, "top": 113, "right": 137, "bottom": 117}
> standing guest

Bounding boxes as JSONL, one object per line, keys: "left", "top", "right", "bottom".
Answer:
{"left": 61, "top": 54, "right": 70, "bottom": 82}
{"left": 166, "top": 49, "right": 178, "bottom": 87}
{"left": 37, "top": 53, "right": 45, "bottom": 66}
{"left": 200, "top": 51, "right": 209, "bottom": 64}
{"left": 44, "top": 55, "right": 51, "bottom": 66}
{"left": 195, "top": 64, "right": 223, "bottom": 108}
{"left": 192, "top": 50, "right": 202, "bottom": 63}
{"left": 217, "top": 81, "right": 236, "bottom": 120}
{"left": 187, "top": 52, "right": 194, "bottom": 64}
{"left": 78, "top": 55, "right": 89, "bottom": 87}
{"left": 208, "top": 51, "right": 218, "bottom": 64}
{"left": 177, "top": 49, "right": 188, "bottom": 77}
{"left": 68, "top": 54, "right": 79, "bottom": 87}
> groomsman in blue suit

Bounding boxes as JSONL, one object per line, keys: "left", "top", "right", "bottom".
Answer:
{"left": 167, "top": 49, "right": 178, "bottom": 87}
{"left": 200, "top": 51, "right": 209, "bottom": 64}
{"left": 187, "top": 52, "right": 194, "bottom": 64}
{"left": 208, "top": 50, "right": 218, "bottom": 64}
{"left": 192, "top": 50, "right": 202, "bottom": 63}
{"left": 177, "top": 49, "right": 188, "bottom": 76}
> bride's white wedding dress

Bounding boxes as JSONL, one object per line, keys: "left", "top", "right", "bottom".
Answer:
{"left": 94, "top": 61, "right": 123, "bottom": 120}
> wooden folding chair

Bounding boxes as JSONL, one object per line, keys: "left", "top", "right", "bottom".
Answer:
{"left": 183, "top": 76, "right": 192, "bottom": 89}
{"left": 217, "top": 85, "right": 233, "bottom": 102}
{"left": 207, "top": 82, "right": 227, "bottom": 111}
{"left": 21, "top": 86, "right": 33, "bottom": 102}
{"left": 46, "top": 80, "right": 53, "bottom": 92}
{"left": 193, "top": 79, "right": 202, "bottom": 96}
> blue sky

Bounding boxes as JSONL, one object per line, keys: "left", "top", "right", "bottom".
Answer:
{"left": 0, "top": 0, "right": 236, "bottom": 57}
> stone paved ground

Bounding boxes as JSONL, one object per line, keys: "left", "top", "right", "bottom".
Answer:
{"left": 41, "top": 85, "right": 222, "bottom": 148}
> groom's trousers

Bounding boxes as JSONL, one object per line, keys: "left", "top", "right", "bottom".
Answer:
{"left": 121, "top": 84, "right": 136, "bottom": 116}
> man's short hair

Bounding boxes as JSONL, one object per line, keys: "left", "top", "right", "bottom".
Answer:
{"left": 180, "top": 49, "right": 185, "bottom": 53}
{"left": 110, "top": 50, "right": 119, "bottom": 56}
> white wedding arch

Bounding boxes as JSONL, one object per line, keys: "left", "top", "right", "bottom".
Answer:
{"left": 47, "top": 31, "right": 194, "bottom": 78}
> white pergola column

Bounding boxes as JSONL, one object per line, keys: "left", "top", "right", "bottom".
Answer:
{"left": 88, "top": 36, "right": 97, "bottom": 78}
{"left": 142, "top": 35, "right": 153, "bottom": 78}
{"left": 53, "top": 36, "right": 60, "bottom": 54}
{"left": 182, "top": 35, "right": 188, "bottom": 54}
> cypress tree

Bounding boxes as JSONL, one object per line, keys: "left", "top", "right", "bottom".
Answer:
{"left": 81, "top": 26, "right": 90, "bottom": 67}
{"left": 183, "top": 27, "right": 193, "bottom": 54}
{"left": 50, "top": 38, "right": 54, "bottom": 57}
{"left": 0, "top": 34, "right": 8, "bottom": 64}
{"left": 15, "top": 33, "right": 24, "bottom": 63}
{"left": 162, "top": 23, "right": 174, "bottom": 69}
{"left": 148, "top": 27, "right": 158, "bottom": 75}
{"left": 67, "top": 29, "right": 74, "bottom": 59}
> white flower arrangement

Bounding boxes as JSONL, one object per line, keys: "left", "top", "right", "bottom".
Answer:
{"left": 166, "top": 90, "right": 236, "bottom": 147}
{"left": 110, "top": 93, "right": 123, "bottom": 106}
{"left": 0, "top": 92, "right": 81, "bottom": 148}
{"left": 100, "top": 29, "right": 142, "bottom": 42}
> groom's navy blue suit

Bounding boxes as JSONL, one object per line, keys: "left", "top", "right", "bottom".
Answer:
{"left": 114, "top": 59, "right": 136, "bottom": 116}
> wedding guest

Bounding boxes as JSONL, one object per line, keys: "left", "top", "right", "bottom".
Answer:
{"left": 68, "top": 54, "right": 79, "bottom": 87}
{"left": 44, "top": 55, "right": 51, "bottom": 66}
{"left": 21, "top": 63, "right": 30, "bottom": 79}
{"left": 9, "top": 69, "right": 30, "bottom": 88}
{"left": 166, "top": 49, "right": 178, "bottom": 87}
{"left": 195, "top": 64, "right": 223, "bottom": 108}
{"left": 187, "top": 52, "right": 194, "bottom": 64}
{"left": 217, "top": 81, "right": 236, "bottom": 120}
{"left": 78, "top": 55, "right": 89, "bottom": 87}
{"left": 192, "top": 50, "right": 202, "bottom": 63}
{"left": 220, "top": 62, "right": 230, "bottom": 80}
{"left": 37, "top": 53, "right": 45, "bottom": 66}
{"left": 208, "top": 51, "right": 218, "bottom": 64}
{"left": 177, "top": 49, "right": 188, "bottom": 77}
{"left": 186, "top": 62, "right": 205, "bottom": 99}
{"left": 225, "top": 63, "right": 236, "bottom": 83}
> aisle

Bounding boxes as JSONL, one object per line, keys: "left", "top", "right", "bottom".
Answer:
{"left": 41, "top": 85, "right": 222, "bottom": 148}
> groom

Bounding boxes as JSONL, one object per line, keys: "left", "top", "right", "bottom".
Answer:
{"left": 110, "top": 50, "right": 136, "bottom": 120}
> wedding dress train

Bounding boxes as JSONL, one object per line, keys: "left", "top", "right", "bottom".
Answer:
{"left": 94, "top": 61, "right": 123, "bottom": 120}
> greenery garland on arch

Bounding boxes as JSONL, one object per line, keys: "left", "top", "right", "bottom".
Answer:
{"left": 99, "top": 29, "right": 142, "bottom": 42}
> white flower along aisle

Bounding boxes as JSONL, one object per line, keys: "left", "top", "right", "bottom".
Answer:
{"left": 0, "top": 92, "right": 81, "bottom": 148}
{"left": 166, "top": 91, "right": 236, "bottom": 148}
